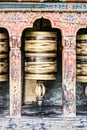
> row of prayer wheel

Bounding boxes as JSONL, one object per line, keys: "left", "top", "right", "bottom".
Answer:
{"left": 24, "top": 31, "right": 87, "bottom": 82}
{"left": 0, "top": 32, "right": 8, "bottom": 81}
{"left": 76, "top": 34, "right": 87, "bottom": 82}
{"left": 24, "top": 31, "right": 57, "bottom": 80}
{"left": 0, "top": 29, "right": 87, "bottom": 83}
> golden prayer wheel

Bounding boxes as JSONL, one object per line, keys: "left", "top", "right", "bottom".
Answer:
{"left": 76, "top": 34, "right": 87, "bottom": 82}
{"left": 25, "top": 31, "right": 57, "bottom": 80}
{"left": 0, "top": 32, "right": 8, "bottom": 81}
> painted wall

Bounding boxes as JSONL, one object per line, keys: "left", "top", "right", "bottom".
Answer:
{"left": 0, "top": 1, "right": 87, "bottom": 116}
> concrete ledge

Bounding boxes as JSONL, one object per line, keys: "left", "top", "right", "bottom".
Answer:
{"left": 0, "top": 116, "right": 87, "bottom": 130}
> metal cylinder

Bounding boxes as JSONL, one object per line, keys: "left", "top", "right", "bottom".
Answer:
{"left": 0, "top": 32, "right": 8, "bottom": 81}
{"left": 25, "top": 31, "right": 57, "bottom": 80}
{"left": 76, "top": 34, "right": 87, "bottom": 82}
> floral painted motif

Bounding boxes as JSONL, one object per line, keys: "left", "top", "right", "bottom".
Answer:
{"left": 11, "top": 14, "right": 20, "bottom": 21}
{"left": 66, "top": 14, "right": 74, "bottom": 22}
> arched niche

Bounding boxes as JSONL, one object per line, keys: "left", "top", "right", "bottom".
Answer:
{"left": 21, "top": 18, "right": 62, "bottom": 115}
{"left": 76, "top": 28, "right": 87, "bottom": 113}
{"left": 0, "top": 27, "right": 9, "bottom": 115}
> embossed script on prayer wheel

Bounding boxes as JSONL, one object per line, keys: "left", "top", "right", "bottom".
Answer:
{"left": 76, "top": 34, "right": 87, "bottom": 82}
{"left": 25, "top": 31, "right": 57, "bottom": 80}
{"left": 0, "top": 32, "right": 8, "bottom": 81}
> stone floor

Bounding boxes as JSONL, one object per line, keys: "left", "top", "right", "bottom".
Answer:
{"left": 0, "top": 106, "right": 87, "bottom": 130}
{"left": 0, "top": 116, "right": 87, "bottom": 130}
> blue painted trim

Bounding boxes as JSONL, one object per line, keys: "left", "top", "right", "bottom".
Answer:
{"left": 0, "top": 2, "right": 87, "bottom": 12}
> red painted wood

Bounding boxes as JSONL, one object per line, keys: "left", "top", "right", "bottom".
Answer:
{"left": 0, "top": 10, "right": 86, "bottom": 117}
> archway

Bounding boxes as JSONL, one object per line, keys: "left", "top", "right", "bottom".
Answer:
{"left": 0, "top": 28, "right": 9, "bottom": 115}
{"left": 76, "top": 28, "right": 87, "bottom": 114}
{"left": 21, "top": 18, "right": 62, "bottom": 116}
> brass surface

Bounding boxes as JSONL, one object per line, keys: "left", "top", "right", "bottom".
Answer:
{"left": 0, "top": 75, "right": 7, "bottom": 81}
{"left": 25, "top": 31, "right": 57, "bottom": 80}
{"left": 26, "top": 31, "right": 57, "bottom": 37}
{"left": 76, "top": 34, "right": 87, "bottom": 40}
{"left": 0, "top": 33, "right": 7, "bottom": 39}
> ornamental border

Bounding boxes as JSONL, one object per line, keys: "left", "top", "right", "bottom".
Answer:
{"left": 0, "top": 2, "right": 87, "bottom": 12}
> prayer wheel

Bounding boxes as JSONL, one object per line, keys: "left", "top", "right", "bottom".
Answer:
{"left": 25, "top": 31, "right": 57, "bottom": 80}
{"left": 0, "top": 32, "right": 8, "bottom": 81}
{"left": 76, "top": 34, "right": 87, "bottom": 82}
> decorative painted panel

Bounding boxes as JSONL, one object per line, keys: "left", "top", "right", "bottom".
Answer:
{"left": 62, "top": 48, "right": 76, "bottom": 116}
{"left": 10, "top": 36, "right": 21, "bottom": 117}
{"left": 0, "top": 10, "right": 86, "bottom": 117}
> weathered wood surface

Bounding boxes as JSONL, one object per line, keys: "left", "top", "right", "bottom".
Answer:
{"left": 10, "top": 36, "right": 21, "bottom": 117}
{"left": 62, "top": 35, "right": 76, "bottom": 117}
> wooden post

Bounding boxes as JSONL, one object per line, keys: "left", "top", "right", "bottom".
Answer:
{"left": 62, "top": 35, "right": 76, "bottom": 117}
{"left": 10, "top": 36, "right": 21, "bottom": 117}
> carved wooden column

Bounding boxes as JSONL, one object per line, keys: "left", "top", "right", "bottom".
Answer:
{"left": 62, "top": 35, "right": 76, "bottom": 117}
{"left": 10, "top": 36, "right": 21, "bottom": 117}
